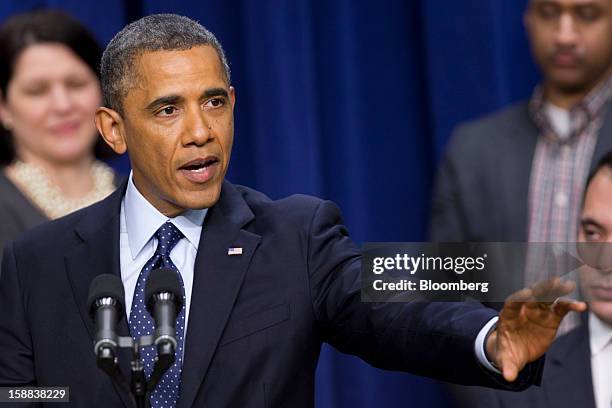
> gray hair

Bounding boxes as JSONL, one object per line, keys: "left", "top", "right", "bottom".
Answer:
{"left": 100, "top": 14, "right": 231, "bottom": 113}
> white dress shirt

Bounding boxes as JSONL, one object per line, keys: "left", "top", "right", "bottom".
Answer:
{"left": 589, "top": 313, "right": 612, "bottom": 408}
{"left": 120, "top": 173, "right": 207, "bottom": 337}
{"left": 545, "top": 102, "right": 571, "bottom": 140}
{"left": 119, "top": 173, "right": 497, "bottom": 372}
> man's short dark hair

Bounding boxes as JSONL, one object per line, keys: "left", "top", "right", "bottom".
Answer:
{"left": 586, "top": 151, "right": 612, "bottom": 191}
{"left": 100, "top": 14, "right": 231, "bottom": 113}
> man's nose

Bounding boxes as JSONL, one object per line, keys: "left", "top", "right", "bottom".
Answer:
{"left": 555, "top": 13, "right": 579, "bottom": 47}
{"left": 580, "top": 240, "right": 612, "bottom": 273}
{"left": 183, "top": 108, "right": 213, "bottom": 146}
{"left": 601, "top": 239, "right": 612, "bottom": 273}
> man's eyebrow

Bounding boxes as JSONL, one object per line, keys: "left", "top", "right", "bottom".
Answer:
{"left": 581, "top": 218, "right": 602, "bottom": 228}
{"left": 532, "top": 0, "right": 601, "bottom": 7}
{"left": 530, "top": 0, "right": 559, "bottom": 5}
{"left": 144, "top": 88, "right": 229, "bottom": 112}
{"left": 145, "top": 95, "right": 184, "bottom": 112}
{"left": 202, "top": 88, "right": 229, "bottom": 99}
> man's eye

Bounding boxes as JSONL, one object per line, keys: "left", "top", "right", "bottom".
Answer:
{"left": 158, "top": 106, "right": 178, "bottom": 116}
{"left": 537, "top": 4, "right": 560, "bottom": 19}
{"left": 584, "top": 228, "right": 603, "bottom": 242}
{"left": 206, "top": 98, "right": 224, "bottom": 108}
{"left": 576, "top": 6, "right": 600, "bottom": 22}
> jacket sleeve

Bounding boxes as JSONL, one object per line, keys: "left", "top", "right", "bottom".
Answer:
{"left": 0, "top": 242, "right": 36, "bottom": 386}
{"left": 0, "top": 242, "right": 41, "bottom": 408}
{"left": 307, "top": 200, "right": 543, "bottom": 390}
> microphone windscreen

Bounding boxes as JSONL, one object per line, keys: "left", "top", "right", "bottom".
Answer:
{"left": 145, "top": 268, "right": 184, "bottom": 310}
{"left": 87, "top": 274, "right": 126, "bottom": 317}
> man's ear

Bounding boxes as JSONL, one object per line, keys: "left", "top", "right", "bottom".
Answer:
{"left": 95, "top": 107, "right": 127, "bottom": 154}
{"left": 229, "top": 86, "right": 236, "bottom": 111}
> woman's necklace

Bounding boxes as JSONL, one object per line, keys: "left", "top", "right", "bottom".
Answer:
{"left": 9, "top": 160, "right": 116, "bottom": 219}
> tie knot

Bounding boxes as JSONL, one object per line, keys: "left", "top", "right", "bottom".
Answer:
{"left": 154, "top": 222, "right": 184, "bottom": 256}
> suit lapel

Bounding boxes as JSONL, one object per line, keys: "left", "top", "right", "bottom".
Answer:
{"left": 591, "top": 101, "right": 612, "bottom": 171}
{"left": 63, "top": 180, "right": 261, "bottom": 406}
{"left": 544, "top": 322, "right": 596, "bottom": 408}
{"left": 501, "top": 105, "right": 538, "bottom": 241}
{"left": 64, "top": 182, "right": 133, "bottom": 408}
{"left": 179, "top": 182, "right": 261, "bottom": 408}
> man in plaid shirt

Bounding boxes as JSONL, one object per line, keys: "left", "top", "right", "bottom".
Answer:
{"left": 431, "top": 0, "right": 612, "bottom": 328}
{"left": 431, "top": 1, "right": 612, "bottom": 406}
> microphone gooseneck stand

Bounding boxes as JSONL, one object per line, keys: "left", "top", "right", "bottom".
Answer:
{"left": 89, "top": 271, "right": 182, "bottom": 408}
{"left": 97, "top": 332, "right": 176, "bottom": 408}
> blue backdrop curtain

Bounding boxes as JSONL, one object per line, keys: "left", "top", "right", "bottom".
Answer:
{"left": 0, "top": 1, "right": 540, "bottom": 407}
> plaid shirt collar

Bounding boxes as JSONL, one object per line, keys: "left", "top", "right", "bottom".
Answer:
{"left": 529, "top": 75, "right": 612, "bottom": 143}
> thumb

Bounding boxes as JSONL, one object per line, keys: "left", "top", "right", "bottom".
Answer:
{"left": 501, "top": 357, "right": 519, "bottom": 382}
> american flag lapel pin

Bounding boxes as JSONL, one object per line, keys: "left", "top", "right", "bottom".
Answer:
{"left": 228, "top": 247, "right": 243, "bottom": 256}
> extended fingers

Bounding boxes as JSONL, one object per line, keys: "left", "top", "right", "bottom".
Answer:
{"left": 531, "top": 278, "right": 578, "bottom": 303}
{"left": 503, "top": 278, "right": 580, "bottom": 319}
{"left": 552, "top": 299, "right": 587, "bottom": 317}
{"left": 502, "top": 287, "right": 534, "bottom": 318}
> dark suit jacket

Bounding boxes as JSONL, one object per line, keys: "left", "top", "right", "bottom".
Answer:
{"left": 0, "top": 181, "right": 542, "bottom": 407}
{"left": 477, "top": 317, "right": 595, "bottom": 408}
{"left": 0, "top": 171, "right": 47, "bottom": 265}
{"left": 0, "top": 169, "right": 123, "bottom": 266}
{"left": 430, "top": 100, "right": 612, "bottom": 241}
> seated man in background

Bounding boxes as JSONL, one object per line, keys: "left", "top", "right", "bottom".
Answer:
{"left": 479, "top": 152, "right": 612, "bottom": 408}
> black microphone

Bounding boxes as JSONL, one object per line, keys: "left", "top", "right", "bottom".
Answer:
{"left": 145, "top": 268, "right": 183, "bottom": 350}
{"left": 87, "top": 274, "right": 125, "bottom": 375}
{"left": 145, "top": 268, "right": 184, "bottom": 390}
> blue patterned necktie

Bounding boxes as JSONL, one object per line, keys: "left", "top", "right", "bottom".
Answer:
{"left": 129, "top": 221, "right": 186, "bottom": 407}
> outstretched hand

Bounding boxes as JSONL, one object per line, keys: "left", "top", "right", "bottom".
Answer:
{"left": 485, "top": 277, "right": 587, "bottom": 382}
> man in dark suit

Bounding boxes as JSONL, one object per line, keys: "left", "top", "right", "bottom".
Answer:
{"left": 479, "top": 152, "right": 612, "bottom": 408}
{"left": 430, "top": 0, "right": 612, "bottom": 243}
{"left": 0, "top": 14, "right": 586, "bottom": 407}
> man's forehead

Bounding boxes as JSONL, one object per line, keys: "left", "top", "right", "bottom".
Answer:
{"left": 134, "top": 46, "right": 223, "bottom": 80}
{"left": 583, "top": 170, "right": 612, "bottom": 220}
{"left": 127, "top": 46, "right": 227, "bottom": 102}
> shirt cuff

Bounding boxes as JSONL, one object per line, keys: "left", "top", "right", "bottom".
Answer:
{"left": 475, "top": 316, "right": 501, "bottom": 374}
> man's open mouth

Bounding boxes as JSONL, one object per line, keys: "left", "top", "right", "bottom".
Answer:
{"left": 180, "top": 157, "right": 218, "bottom": 172}
{"left": 179, "top": 157, "right": 219, "bottom": 183}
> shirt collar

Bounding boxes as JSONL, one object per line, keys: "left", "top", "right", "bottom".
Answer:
{"left": 529, "top": 74, "right": 612, "bottom": 142}
{"left": 581, "top": 74, "right": 612, "bottom": 117}
{"left": 122, "top": 172, "right": 207, "bottom": 260}
{"left": 589, "top": 312, "right": 612, "bottom": 356}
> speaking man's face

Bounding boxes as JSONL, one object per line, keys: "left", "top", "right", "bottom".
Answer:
{"left": 578, "top": 167, "right": 612, "bottom": 325}
{"left": 111, "top": 46, "right": 235, "bottom": 216}
{"left": 525, "top": 0, "right": 612, "bottom": 94}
